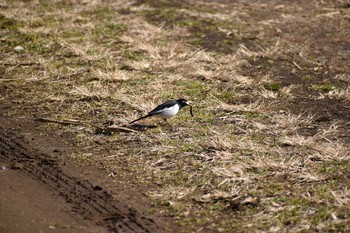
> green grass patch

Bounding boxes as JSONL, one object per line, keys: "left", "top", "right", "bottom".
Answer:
{"left": 122, "top": 50, "right": 146, "bottom": 61}
{"left": 309, "top": 84, "right": 334, "bottom": 92}
{"left": 175, "top": 80, "right": 210, "bottom": 99}
{"left": 264, "top": 83, "right": 281, "bottom": 92}
{"left": 214, "top": 91, "right": 235, "bottom": 104}
{"left": 81, "top": 7, "right": 115, "bottom": 21}
{"left": 91, "top": 23, "right": 127, "bottom": 42}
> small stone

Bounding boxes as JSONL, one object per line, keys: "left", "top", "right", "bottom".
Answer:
{"left": 14, "top": 45, "right": 24, "bottom": 52}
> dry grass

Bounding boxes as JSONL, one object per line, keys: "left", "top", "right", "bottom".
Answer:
{"left": 1, "top": 0, "right": 350, "bottom": 232}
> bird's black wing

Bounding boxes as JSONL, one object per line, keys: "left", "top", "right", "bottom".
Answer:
{"left": 129, "top": 100, "right": 177, "bottom": 124}
{"left": 148, "top": 100, "right": 177, "bottom": 115}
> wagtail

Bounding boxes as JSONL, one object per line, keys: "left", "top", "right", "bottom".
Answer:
{"left": 129, "top": 98, "right": 193, "bottom": 124}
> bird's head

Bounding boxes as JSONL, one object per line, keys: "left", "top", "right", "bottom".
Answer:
{"left": 177, "top": 98, "right": 190, "bottom": 107}
{"left": 177, "top": 98, "right": 194, "bottom": 117}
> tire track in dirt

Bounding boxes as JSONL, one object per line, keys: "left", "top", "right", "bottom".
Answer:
{"left": 0, "top": 125, "right": 164, "bottom": 233}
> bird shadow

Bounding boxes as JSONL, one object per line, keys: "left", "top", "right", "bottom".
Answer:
{"left": 128, "top": 123, "right": 158, "bottom": 131}
{"left": 95, "top": 124, "right": 158, "bottom": 135}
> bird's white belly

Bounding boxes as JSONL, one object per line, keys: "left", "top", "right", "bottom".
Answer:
{"left": 155, "top": 105, "right": 180, "bottom": 119}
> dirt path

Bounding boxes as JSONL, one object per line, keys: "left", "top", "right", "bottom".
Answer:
{"left": 0, "top": 169, "right": 107, "bottom": 233}
{"left": 0, "top": 114, "right": 167, "bottom": 233}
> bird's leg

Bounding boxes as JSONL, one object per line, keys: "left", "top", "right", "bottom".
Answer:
{"left": 162, "top": 118, "right": 172, "bottom": 127}
{"left": 164, "top": 119, "right": 177, "bottom": 131}
{"left": 157, "top": 119, "right": 166, "bottom": 126}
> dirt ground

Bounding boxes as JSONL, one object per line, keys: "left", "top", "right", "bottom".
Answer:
{"left": 1, "top": 0, "right": 350, "bottom": 232}
{"left": 0, "top": 113, "right": 171, "bottom": 232}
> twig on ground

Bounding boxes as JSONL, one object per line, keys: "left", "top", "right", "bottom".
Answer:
{"left": 36, "top": 117, "right": 138, "bottom": 133}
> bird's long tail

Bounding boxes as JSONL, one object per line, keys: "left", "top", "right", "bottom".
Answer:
{"left": 129, "top": 114, "right": 152, "bottom": 124}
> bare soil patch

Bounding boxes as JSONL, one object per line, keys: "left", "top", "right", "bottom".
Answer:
{"left": 0, "top": 111, "right": 170, "bottom": 233}
{"left": 0, "top": 169, "right": 107, "bottom": 233}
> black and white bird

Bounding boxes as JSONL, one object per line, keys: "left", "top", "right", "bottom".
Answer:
{"left": 129, "top": 98, "right": 193, "bottom": 124}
